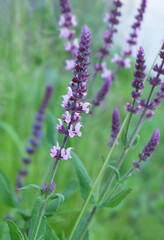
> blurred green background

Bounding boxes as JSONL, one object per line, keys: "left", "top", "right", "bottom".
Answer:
{"left": 0, "top": 0, "right": 164, "bottom": 239}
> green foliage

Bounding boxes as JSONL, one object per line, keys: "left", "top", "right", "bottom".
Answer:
{"left": 45, "top": 224, "right": 60, "bottom": 240}
{"left": 0, "top": 170, "right": 27, "bottom": 216}
{"left": 37, "top": 216, "right": 47, "bottom": 240}
{"left": 72, "top": 152, "right": 95, "bottom": 203}
{"left": 136, "top": 215, "right": 164, "bottom": 240}
{"left": 108, "top": 165, "right": 120, "bottom": 182}
{"left": 6, "top": 219, "right": 25, "bottom": 240}
{"left": 45, "top": 194, "right": 65, "bottom": 216}
{"left": 98, "top": 187, "right": 132, "bottom": 209}
{"left": 19, "top": 184, "right": 41, "bottom": 192}
{"left": 62, "top": 179, "right": 78, "bottom": 199}
{"left": 0, "top": 170, "right": 19, "bottom": 207}
{"left": 48, "top": 193, "right": 65, "bottom": 204}
{"left": 131, "top": 135, "right": 140, "bottom": 149}
{"left": 0, "top": 121, "right": 25, "bottom": 155}
{"left": 72, "top": 211, "right": 91, "bottom": 240}
{"left": 28, "top": 197, "right": 46, "bottom": 240}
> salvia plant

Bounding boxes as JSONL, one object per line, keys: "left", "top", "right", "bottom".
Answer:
{"left": 1, "top": 0, "right": 164, "bottom": 239}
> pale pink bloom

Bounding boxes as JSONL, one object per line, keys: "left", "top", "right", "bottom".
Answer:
{"left": 62, "top": 111, "right": 71, "bottom": 124}
{"left": 101, "top": 68, "right": 112, "bottom": 79}
{"left": 122, "top": 47, "right": 132, "bottom": 56}
{"left": 67, "top": 87, "right": 73, "bottom": 98}
{"left": 50, "top": 142, "right": 60, "bottom": 158}
{"left": 123, "top": 58, "right": 131, "bottom": 68}
{"left": 65, "top": 41, "right": 72, "bottom": 51}
{"left": 56, "top": 119, "right": 63, "bottom": 131}
{"left": 50, "top": 143, "right": 72, "bottom": 160}
{"left": 61, "top": 87, "right": 73, "bottom": 107}
{"left": 82, "top": 102, "right": 91, "bottom": 114}
{"left": 112, "top": 54, "right": 131, "bottom": 68}
{"left": 68, "top": 125, "right": 75, "bottom": 138}
{"left": 73, "top": 112, "right": 81, "bottom": 122}
{"left": 101, "top": 62, "right": 112, "bottom": 79}
{"left": 65, "top": 59, "right": 75, "bottom": 70}
{"left": 59, "top": 28, "right": 70, "bottom": 39}
{"left": 104, "top": 13, "right": 110, "bottom": 23}
{"left": 61, "top": 95, "right": 69, "bottom": 108}
{"left": 111, "top": 53, "right": 120, "bottom": 63}
{"left": 61, "top": 147, "right": 73, "bottom": 160}
{"left": 73, "top": 38, "right": 79, "bottom": 48}
{"left": 58, "top": 15, "right": 65, "bottom": 26}
{"left": 160, "top": 39, "right": 164, "bottom": 44}
{"left": 131, "top": 46, "right": 137, "bottom": 57}
{"left": 75, "top": 123, "right": 83, "bottom": 137}
{"left": 101, "top": 62, "right": 107, "bottom": 71}
{"left": 71, "top": 15, "right": 77, "bottom": 27}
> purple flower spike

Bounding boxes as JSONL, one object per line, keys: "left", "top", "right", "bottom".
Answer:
{"left": 133, "top": 129, "right": 160, "bottom": 169}
{"left": 133, "top": 161, "right": 141, "bottom": 170}
{"left": 49, "top": 182, "right": 56, "bottom": 192}
{"left": 51, "top": 25, "right": 91, "bottom": 161}
{"left": 16, "top": 85, "right": 54, "bottom": 190}
{"left": 93, "top": 76, "right": 111, "bottom": 106}
{"left": 22, "top": 158, "right": 31, "bottom": 165}
{"left": 141, "top": 44, "right": 164, "bottom": 117}
{"left": 125, "top": 0, "right": 147, "bottom": 55}
{"left": 59, "top": 0, "right": 78, "bottom": 70}
{"left": 108, "top": 108, "right": 121, "bottom": 146}
{"left": 127, "top": 46, "right": 146, "bottom": 114}
{"left": 19, "top": 169, "right": 28, "bottom": 176}
{"left": 29, "top": 138, "right": 41, "bottom": 147}
{"left": 25, "top": 146, "right": 35, "bottom": 155}
{"left": 97, "top": 0, "right": 123, "bottom": 59}
{"left": 42, "top": 183, "right": 47, "bottom": 193}
{"left": 142, "top": 129, "right": 160, "bottom": 158}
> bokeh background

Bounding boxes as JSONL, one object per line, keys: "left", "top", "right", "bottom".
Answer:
{"left": 0, "top": 0, "right": 164, "bottom": 239}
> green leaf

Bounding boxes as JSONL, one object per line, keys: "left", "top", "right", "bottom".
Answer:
{"left": 97, "top": 187, "right": 133, "bottom": 209}
{"left": 28, "top": 197, "right": 45, "bottom": 240}
{"left": 45, "top": 223, "right": 59, "bottom": 240}
{"left": 6, "top": 219, "right": 25, "bottom": 240}
{"left": 45, "top": 194, "right": 65, "bottom": 216}
{"left": 46, "top": 111, "right": 58, "bottom": 147}
{"left": 22, "top": 233, "right": 28, "bottom": 240}
{"left": 131, "top": 135, "right": 140, "bottom": 149}
{"left": 72, "top": 152, "right": 95, "bottom": 203}
{"left": 108, "top": 165, "right": 120, "bottom": 182}
{"left": 0, "top": 170, "right": 27, "bottom": 216}
{"left": 0, "top": 121, "right": 24, "bottom": 155}
{"left": 49, "top": 193, "right": 65, "bottom": 204}
{"left": 83, "top": 231, "right": 89, "bottom": 240}
{"left": 62, "top": 179, "right": 78, "bottom": 200}
{"left": 18, "top": 184, "right": 41, "bottom": 192}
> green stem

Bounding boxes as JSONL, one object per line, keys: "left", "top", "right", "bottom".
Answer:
{"left": 68, "top": 43, "right": 163, "bottom": 240}
{"left": 30, "top": 200, "right": 46, "bottom": 240}
{"left": 120, "top": 167, "right": 134, "bottom": 182}
{"left": 78, "top": 206, "right": 97, "bottom": 240}
{"left": 68, "top": 114, "right": 129, "bottom": 240}
{"left": 124, "top": 100, "right": 136, "bottom": 141}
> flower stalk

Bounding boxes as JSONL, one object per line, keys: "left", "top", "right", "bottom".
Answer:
{"left": 68, "top": 43, "right": 163, "bottom": 240}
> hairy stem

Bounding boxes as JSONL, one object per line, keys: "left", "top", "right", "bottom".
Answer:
{"left": 68, "top": 114, "right": 129, "bottom": 240}
{"left": 30, "top": 200, "right": 46, "bottom": 240}
{"left": 124, "top": 99, "right": 136, "bottom": 141}
{"left": 78, "top": 206, "right": 97, "bottom": 240}
{"left": 68, "top": 44, "right": 163, "bottom": 240}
